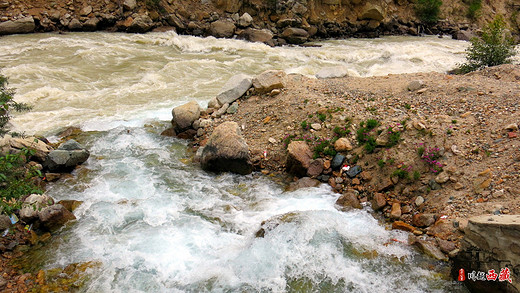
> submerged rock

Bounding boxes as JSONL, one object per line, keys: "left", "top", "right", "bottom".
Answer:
{"left": 286, "top": 177, "right": 320, "bottom": 191}
{"left": 200, "top": 121, "right": 252, "bottom": 175}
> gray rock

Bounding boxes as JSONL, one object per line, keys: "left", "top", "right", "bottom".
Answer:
{"left": 415, "top": 195, "right": 425, "bottom": 206}
{"left": 346, "top": 165, "right": 362, "bottom": 178}
{"left": 201, "top": 121, "right": 252, "bottom": 175}
{"left": 213, "top": 103, "right": 229, "bottom": 118}
{"left": 331, "top": 153, "right": 345, "bottom": 170}
{"left": 252, "top": 70, "right": 286, "bottom": 94}
{"left": 316, "top": 66, "right": 349, "bottom": 79}
{"left": 171, "top": 101, "right": 201, "bottom": 132}
{"left": 307, "top": 159, "right": 323, "bottom": 178}
{"left": 226, "top": 102, "right": 239, "bottom": 114}
{"left": 216, "top": 74, "right": 252, "bottom": 105}
{"left": 39, "top": 204, "right": 76, "bottom": 231}
{"left": 44, "top": 149, "right": 90, "bottom": 172}
{"left": 123, "top": 0, "right": 137, "bottom": 10}
{"left": 0, "top": 16, "right": 35, "bottom": 35}
{"left": 407, "top": 80, "right": 425, "bottom": 91}
{"left": 238, "top": 13, "right": 253, "bottom": 27}
{"left": 210, "top": 20, "right": 235, "bottom": 38}
{"left": 281, "top": 27, "right": 309, "bottom": 44}
{"left": 128, "top": 14, "right": 153, "bottom": 33}
{"left": 58, "top": 139, "right": 84, "bottom": 151}
{"left": 0, "top": 215, "right": 11, "bottom": 230}
{"left": 286, "top": 141, "right": 313, "bottom": 177}
{"left": 428, "top": 179, "right": 442, "bottom": 190}
{"left": 68, "top": 18, "right": 82, "bottom": 30}
{"left": 208, "top": 97, "right": 221, "bottom": 109}
{"left": 415, "top": 239, "right": 447, "bottom": 261}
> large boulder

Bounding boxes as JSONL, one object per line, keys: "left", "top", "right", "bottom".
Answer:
{"left": 252, "top": 70, "right": 286, "bottom": 94}
{"left": 127, "top": 14, "right": 153, "bottom": 33}
{"left": 281, "top": 27, "right": 309, "bottom": 44}
{"left": 360, "top": 3, "right": 385, "bottom": 21}
{"left": 200, "top": 121, "right": 252, "bottom": 175}
{"left": 171, "top": 101, "right": 201, "bottom": 132}
{"left": 209, "top": 20, "right": 235, "bottom": 38}
{"left": 39, "top": 204, "right": 76, "bottom": 231}
{"left": 0, "top": 16, "right": 35, "bottom": 35}
{"left": 0, "top": 135, "right": 53, "bottom": 161}
{"left": 453, "top": 215, "right": 520, "bottom": 293}
{"left": 216, "top": 74, "right": 252, "bottom": 106}
{"left": 316, "top": 66, "right": 350, "bottom": 79}
{"left": 240, "top": 28, "right": 273, "bottom": 43}
{"left": 43, "top": 139, "right": 90, "bottom": 172}
{"left": 286, "top": 141, "right": 312, "bottom": 177}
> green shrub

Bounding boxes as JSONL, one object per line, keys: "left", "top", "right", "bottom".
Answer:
{"left": 317, "top": 113, "right": 327, "bottom": 122}
{"left": 467, "top": 0, "right": 482, "bottom": 20}
{"left": 301, "top": 120, "right": 309, "bottom": 130}
{"left": 1, "top": 73, "right": 31, "bottom": 135}
{"left": 364, "top": 136, "right": 377, "bottom": 153}
{"left": 458, "top": 16, "right": 517, "bottom": 73}
{"left": 415, "top": 0, "right": 443, "bottom": 25}
{"left": 0, "top": 149, "right": 43, "bottom": 214}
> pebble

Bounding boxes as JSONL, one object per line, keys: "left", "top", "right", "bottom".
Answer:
{"left": 268, "top": 137, "right": 277, "bottom": 144}
{"left": 415, "top": 196, "right": 425, "bottom": 206}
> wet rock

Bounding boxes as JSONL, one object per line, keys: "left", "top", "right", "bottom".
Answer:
{"left": 240, "top": 28, "right": 273, "bottom": 43}
{"left": 392, "top": 221, "right": 416, "bottom": 232}
{"left": 57, "top": 200, "right": 83, "bottom": 212}
{"left": 286, "top": 141, "right": 313, "bottom": 177}
{"left": 407, "top": 80, "right": 425, "bottom": 91}
{"left": 200, "top": 121, "right": 252, "bottom": 175}
{"left": 371, "top": 193, "right": 386, "bottom": 211}
{"left": 281, "top": 27, "right": 309, "bottom": 44}
{"left": 453, "top": 215, "right": 520, "bottom": 292}
{"left": 252, "top": 70, "right": 286, "bottom": 94}
{"left": 415, "top": 240, "right": 448, "bottom": 261}
{"left": 307, "top": 159, "right": 324, "bottom": 178}
{"left": 43, "top": 139, "right": 90, "bottom": 172}
{"left": 331, "top": 153, "right": 345, "bottom": 170}
{"left": 412, "top": 213, "right": 436, "bottom": 227}
{"left": 334, "top": 137, "right": 353, "bottom": 151}
{"left": 316, "top": 66, "right": 349, "bottom": 79}
{"left": 210, "top": 20, "right": 235, "bottom": 38}
{"left": 390, "top": 202, "right": 401, "bottom": 219}
{"left": 216, "top": 74, "right": 252, "bottom": 105}
{"left": 160, "top": 127, "right": 176, "bottom": 137}
{"left": 123, "top": 0, "right": 136, "bottom": 11}
{"left": 171, "top": 101, "right": 201, "bottom": 132}
{"left": 336, "top": 191, "right": 362, "bottom": 210}
{"left": 286, "top": 177, "right": 320, "bottom": 191}
{"left": 20, "top": 194, "right": 55, "bottom": 223}
{"left": 0, "top": 16, "right": 35, "bottom": 35}
{"left": 39, "top": 204, "right": 76, "bottom": 231}
{"left": 68, "top": 18, "right": 82, "bottom": 30}
{"left": 255, "top": 212, "right": 301, "bottom": 237}
{"left": 346, "top": 165, "right": 362, "bottom": 178}
{"left": 128, "top": 15, "right": 153, "bottom": 33}
{"left": 238, "top": 12, "right": 253, "bottom": 27}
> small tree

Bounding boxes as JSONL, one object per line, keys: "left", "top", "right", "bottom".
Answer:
{"left": 415, "top": 0, "right": 443, "bottom": 25}
{"left": 0, "top": 73, "right": 31, "bottom": 135}
{"left": 458, "top": 16, "right": 517, "bottom": 73}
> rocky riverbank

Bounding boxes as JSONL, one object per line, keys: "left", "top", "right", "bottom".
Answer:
{"left": 168, "top": 64, "right": 520, "bottom": 291}
{"left": 1, "top": 0, "right": 520, "bottom": 44}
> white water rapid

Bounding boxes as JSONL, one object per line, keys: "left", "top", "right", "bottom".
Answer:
{"left": 0, "top": 31, "right": 470, "bottom": 292}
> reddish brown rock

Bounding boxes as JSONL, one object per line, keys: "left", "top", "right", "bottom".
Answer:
{"left": 371, "top": 193, "right": 386, "bottom": 211}
{"left": 286, "top": 177, "right": 321, "bottom": 191}
{"left": 336, "top": 191, "right": 362, "bottom": 210}
{"left": 412, "top": 213, "right": 436, "bottom": 227}
{"left": 307, "top": 159, "right": 324, "bottom": 178}
{"left": 286, "top": 141, "right": 313, "bottom": 177}
{"left": 390, "top": 202, "right": 401, "bottom": 219}
{"left": 392, "top": 221, "right": 416, "bottom": 233}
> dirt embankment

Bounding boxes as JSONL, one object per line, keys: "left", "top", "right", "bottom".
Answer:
{"left": 1, "top": 0, "right": 520, "bottom": 44}
{"left": 192, "top": 64, "right": 520, "bottom": 261}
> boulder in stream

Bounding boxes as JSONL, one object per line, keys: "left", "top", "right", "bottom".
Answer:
{"left": 43, "top": 139, "right": 90, "bottom": 172}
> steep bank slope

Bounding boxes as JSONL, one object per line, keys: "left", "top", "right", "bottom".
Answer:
{"left": 1, "top": 0, "right": 519, "bottom": 43}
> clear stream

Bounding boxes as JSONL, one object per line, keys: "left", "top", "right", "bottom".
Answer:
{"left": 0, "top": 32, "right": 470, "bottom": 292}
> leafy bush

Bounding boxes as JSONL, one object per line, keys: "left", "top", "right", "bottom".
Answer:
{"left": 458, "top": 16, "right": 517, "bottom": 73}
{"left": 1, "top": 73, "right": 31, "bottom": 135}
{"left": 467, "top": 0, "right": 482, "bottom": 20}
{"left": 0, "top": 148, "right": 43, "bottom": 214}
{"left": 415, "top": 0, "right": 443, "bottom": 25}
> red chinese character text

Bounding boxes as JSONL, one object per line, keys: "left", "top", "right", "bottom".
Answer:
{"left": 499, "top": 268, "right": 512, "bottom": 283}
{"left": 486, "top": 269, "right": 498, "bottom": 281}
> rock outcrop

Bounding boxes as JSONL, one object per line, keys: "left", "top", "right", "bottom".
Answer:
{"left": 453, "top": 215, "right": 520, "bottom": 293}
{"left": 200, "top": 121, "right": 252, "bottom": 175}
{"left": 0, "top": 16, "right": 35, "bottom": 35}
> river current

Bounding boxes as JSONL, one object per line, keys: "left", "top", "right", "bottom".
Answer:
{"left": 0, "top": 32, "right": 470, "bottom": 292}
